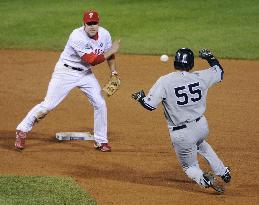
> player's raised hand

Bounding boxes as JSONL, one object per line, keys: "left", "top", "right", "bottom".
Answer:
{"left": 111, "top": 39, "right": 121, "bottom": 53}
{"left": 199, "top": 48, "right": 215, "bottom": 60}
{"left": 104, "top": 39, "right": 121, "bottom": 59}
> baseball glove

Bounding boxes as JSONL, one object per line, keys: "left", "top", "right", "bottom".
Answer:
{"left": 102, "top": 74, "right": 121, "bottom": 97}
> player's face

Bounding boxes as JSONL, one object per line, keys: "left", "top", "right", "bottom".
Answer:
{"left": 84, "top": 22, "right": 99, "bottom": 37}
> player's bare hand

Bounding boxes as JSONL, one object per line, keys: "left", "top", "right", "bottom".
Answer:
{"left": 111, "top": 39, "right": 121, "bottom": 53}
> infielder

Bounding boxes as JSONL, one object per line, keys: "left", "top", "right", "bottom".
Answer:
{"left": 132, "top": 48, "right": 231, "bottom": 193}
{"left": 15, "top": 10, "right": 120, "bottom": 152}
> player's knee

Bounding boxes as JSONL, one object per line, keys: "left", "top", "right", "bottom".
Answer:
{"left": 34, "top": 109, "right": 49, "bottom": 123}
{"left": 40, "top": 100, "right": 56, "bottom": 111}
{"left": 32, "top": 101, "right": 53, "bottom": 123}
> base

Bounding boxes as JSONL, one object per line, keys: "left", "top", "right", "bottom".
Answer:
{"left": 56, "top": 132, "right": 94, "bottom": 141}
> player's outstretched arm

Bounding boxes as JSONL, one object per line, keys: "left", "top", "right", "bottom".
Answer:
{"left": 199, "top": 48, "right": 224, "bottom": 80}
{"left": 132, "top": 90, "right": 155, "bottom": 111}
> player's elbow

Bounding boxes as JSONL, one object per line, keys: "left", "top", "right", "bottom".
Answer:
{"left": 90, "top": 55, "right": 105, "bottom": 65}
{"left": 88, "top": 60, "right": 98, "bottom": 66}
{"left": 87, "top": 60, "right": 95, "bottom": 66}
{"left": 82, "top": 53, "right": 105, "bottom": 66}
{"left": 146, "top": 107, "right": 156, "bottom": 111}
{"left": 140, "top": 100, "right": 156, "bottom": 111}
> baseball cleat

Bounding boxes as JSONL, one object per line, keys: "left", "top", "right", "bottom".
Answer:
{"left": 221, "top": 167, "right": 231, "bottom": 183}
{"left": 203, "top": 172, "right": 224, "bottom": 194}
{"left": 94, "top": 142, "right": 111, "bottom": 152}
{"left": 15, "top": 130, "right": 27, "bottom": 150}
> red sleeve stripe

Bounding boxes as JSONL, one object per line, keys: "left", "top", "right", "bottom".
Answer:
{"left": 82, "top": 53, "right": 105, "bottom": 66}
{"left": 94, "top": 54, "right": 105, "bottom": 65}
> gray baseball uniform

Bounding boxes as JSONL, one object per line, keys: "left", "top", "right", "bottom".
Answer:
{"left": 142, "top": 65, "right": 227, "bottom": 187}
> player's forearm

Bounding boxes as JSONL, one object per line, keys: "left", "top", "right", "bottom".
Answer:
{"left": 104, "top": 39, "right": 120, "bottom": 60}
{"left": 107, "top": 55, "right": 118, "bottom": 75}
{"left": 132, "top": 90, "right": 155, "bottom": 111}
{"left": 207, "top": 58, "right": 221, "bottom": 69}
{"left": 103, "top": 49, "right": 117, "bottom": 60}
{"left": 207, "top": 58, "right": 224, "bottom": 80}
{"left": 199, "top": 49, "right": 224, "bottom": 80}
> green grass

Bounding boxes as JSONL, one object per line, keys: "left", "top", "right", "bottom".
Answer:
{"left": 0, "top": 176, "right": 97, "bottom": 205}
{"left": 0, "top": 0, "right": 259, "bottom": 59}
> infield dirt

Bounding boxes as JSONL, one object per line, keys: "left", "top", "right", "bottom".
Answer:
{"left": 0, "top": 50, "right": 258, "bottom": 205}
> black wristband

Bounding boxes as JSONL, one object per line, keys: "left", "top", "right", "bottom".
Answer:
{"left": 207, "top": 58, "right": 224, "bottom": 80}
{"left": 139, "top": 98, "right": 155, "bottom": 111}
{"left": 207, "top": 58, "right": 219, "bottom": 67}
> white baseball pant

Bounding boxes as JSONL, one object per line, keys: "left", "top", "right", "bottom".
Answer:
{"left": 16, "top": 63, "right": 108, "bottom": 144}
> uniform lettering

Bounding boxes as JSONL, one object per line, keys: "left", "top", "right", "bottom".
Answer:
{"left": 188, "top": 82, "right": 202, "bottom": 102}
{"left": 174, "top": 86, "right": 188, "bottom": 105}
{"left": 174, "top": 82, "right": 202, "bottom": 105}
{"left": 94, "top": 48, "right": 103, "bottom": 55}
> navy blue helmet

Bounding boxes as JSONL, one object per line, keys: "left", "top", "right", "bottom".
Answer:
{"left": 174, "top": 48, "right": 194, "bottom": 71}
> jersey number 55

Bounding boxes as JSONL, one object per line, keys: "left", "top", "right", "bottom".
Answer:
{"left": 174, "top": 82, "right": 202, "bottom": 105}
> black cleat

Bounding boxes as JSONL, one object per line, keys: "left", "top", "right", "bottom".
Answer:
{"left": 203, "top": 172, "right": 224, "bottom": 194}
{"left": 221, "top": 167, "right": 231, "bottom": 183}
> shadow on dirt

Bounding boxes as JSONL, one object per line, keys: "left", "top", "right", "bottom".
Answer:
{"left": 70, "top": 163, "right": 222, "bottom": 195}
{"left": 0, "top": 126, "right": 101, "bottom": 151}
{"left": 0, "top": 130, "right": 57, "bottom": 151}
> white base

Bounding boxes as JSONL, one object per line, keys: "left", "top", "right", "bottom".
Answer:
{"left": 56, "top": 132, "right": 94, "bottom": 141}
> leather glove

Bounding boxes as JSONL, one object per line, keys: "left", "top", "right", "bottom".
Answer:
{"left": 102, "top": 74, "right": 121, "bottom": 97}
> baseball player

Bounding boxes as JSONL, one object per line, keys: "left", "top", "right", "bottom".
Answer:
{"left": 15, "top": 10, "right": 120, "bottom": 152}
{"left": 132, "top": 48, "right": 231, "bottom": 193}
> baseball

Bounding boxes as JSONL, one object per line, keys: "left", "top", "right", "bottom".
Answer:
{"left": 160, "top": 54, "right": 169, "bottom": 62}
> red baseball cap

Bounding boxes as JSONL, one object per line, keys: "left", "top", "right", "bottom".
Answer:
{"left": 83, "top": 10, "right": 100, "bottom": 23}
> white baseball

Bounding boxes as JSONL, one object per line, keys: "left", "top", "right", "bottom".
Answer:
{"left": 160, "top": 54, "right": 169, "bottom": 62}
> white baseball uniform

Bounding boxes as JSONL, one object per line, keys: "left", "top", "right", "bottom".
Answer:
{"left": 142, "top": 65, "right": 227, "bottom": 187}
{"left": 17, "top": 26, "right": 112, "bottom": 144}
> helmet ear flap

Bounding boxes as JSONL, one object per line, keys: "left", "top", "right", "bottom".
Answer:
{"left": 174, "top": 48, "right": 194, "bottom": 71}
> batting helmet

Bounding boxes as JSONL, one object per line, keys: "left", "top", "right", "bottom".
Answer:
{"left": 174, "top": 48, "right": 194, "bottom": 71}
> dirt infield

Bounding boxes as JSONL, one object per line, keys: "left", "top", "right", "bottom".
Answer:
{"left": 0, "top": 50, "right": 258, "bottom": 205}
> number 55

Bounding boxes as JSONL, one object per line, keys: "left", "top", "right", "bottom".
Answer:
{"left": 174, "top": 82, "right": 202, "bottom": 105}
